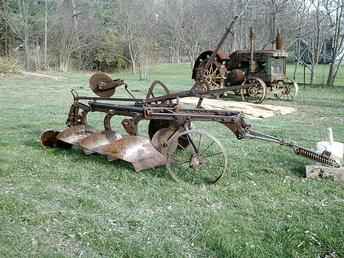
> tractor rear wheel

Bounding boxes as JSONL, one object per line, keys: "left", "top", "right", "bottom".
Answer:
{"left": 194, "top": 54, "right": 224, "bottom": 91}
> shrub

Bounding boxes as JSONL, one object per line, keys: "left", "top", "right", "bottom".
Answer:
{"left": 0, "top": 57, "right": 20, "bottom": 73}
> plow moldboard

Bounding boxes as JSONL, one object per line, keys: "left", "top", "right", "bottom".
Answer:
{"left": 97, "top": 136, "right": 167, "bottom": 172}
{"left": 79, "top": 131, "right": 122, "bottom": 155}
{"left": 56, "top": 125, "right": 97, "bottom": 145}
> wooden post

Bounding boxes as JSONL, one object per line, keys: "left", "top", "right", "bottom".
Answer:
{"left": 303, "top": 64, "right": 306, "bottom": 88}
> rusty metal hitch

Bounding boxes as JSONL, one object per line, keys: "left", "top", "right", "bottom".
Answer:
{"left": 244, "top": 130, "right": 341, "bottom": 168}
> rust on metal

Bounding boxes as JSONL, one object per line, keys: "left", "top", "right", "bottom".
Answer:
{"left": 41, "top": 130, "right": 61, "bottom": 148}
{"left": 122, "top": 118, "right": 139, "bottom": 136}
{"left": 40, "top": 130, "right": 71, "bottom": 149}
{"left": 249, "top": 27, "right": 257, "bottom": 73}
{"left": 89, "top": 72, "right": 125, "bottom": 97}
{"left": 41, "top": 71, "right": 339, "bottom": 184}
{"left": 227, "top": 69, "right": 245, "bottom": 85}
{"left": 99, "top": 136, "right": 167, "bottom": 172}
{"left": 276, "top": 29, "right": 284, "bottom": 50}
{"left": 151, "top": 127, "right": 179, "bottom": 156}
{"left": 56, "top": 125, "right": 97, "bottom": 145}
{"left": 192, "top": 25, "right": 297, "bottom": 103}
{"left": 79, "top": 130, "right": 122, "bottom": 155}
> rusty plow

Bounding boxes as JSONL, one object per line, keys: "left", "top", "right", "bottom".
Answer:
{"left": 41, "top": 73, "right": 341, "bottom": 184}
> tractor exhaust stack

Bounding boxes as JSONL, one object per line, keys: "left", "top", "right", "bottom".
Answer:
{"left": 249, "top": 27, "right": 256, "bottom": 73}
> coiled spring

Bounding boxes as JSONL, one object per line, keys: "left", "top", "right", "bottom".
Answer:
{"left": 294, "top": 147, "right": 340, "bottom": 168}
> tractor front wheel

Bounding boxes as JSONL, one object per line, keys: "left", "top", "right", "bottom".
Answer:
{"left": 240, "top": 77, "right": 267, "bottom": 104}
{"left": 274, "top": 80, "right": 299, "bottom": 101}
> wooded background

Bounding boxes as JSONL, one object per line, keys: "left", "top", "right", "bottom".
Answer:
{"left": 0, "top": 0, "right": 343, "bottom": 86}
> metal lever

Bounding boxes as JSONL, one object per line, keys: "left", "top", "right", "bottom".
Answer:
{"left": 124, "top": 83, "right": 136, "bottom": 99}
{"left": 71, "top": 89, "right": 79, "bottom": 100}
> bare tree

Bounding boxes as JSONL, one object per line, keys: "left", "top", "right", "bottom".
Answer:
{"left": 44, "top": 0, "right": 48, "bottom": 69}
{"left": 262, "top": 0, "right": 289, "bottom": 48}
{"left": 50, "top": 0, "right": 85, "bottom": 71}
{"left": 17, "top": 0, "right": 30, "bottom": 70}
{"left": 1, "top": 0, "right": 340, "bottom": 80}
{"left": 325, "top": 0, "right": 344, "bottom": 86}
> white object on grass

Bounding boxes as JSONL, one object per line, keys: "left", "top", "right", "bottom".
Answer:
{"left": 316, "top": 128, "right": 344, "bottom": 165}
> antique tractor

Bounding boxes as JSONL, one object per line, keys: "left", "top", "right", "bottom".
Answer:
{"left": 192, "top": 28, "right": 298, "bottom": 103}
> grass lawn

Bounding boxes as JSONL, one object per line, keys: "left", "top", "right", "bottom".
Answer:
{"left": 287, "top": 64, "right": 344, "bottom": 87}
{"left": 0, "top": 64, "right": 344, "bottom": 258}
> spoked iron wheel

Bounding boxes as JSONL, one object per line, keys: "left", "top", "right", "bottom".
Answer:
{"left": 166, "top": 129, "right": 228, "bottom": 184}
{"left": 274, "top": 81, "right": 299, "bottom": 101}
{"left": 195, "top": 55, "right": 224, "bottom": 91}
{"left": 202, "top": 63, "right": 224, "bottom": 90}
{"left": 146, "top": 80, "right": 172, "bottom": 104}
{"left": 240, "top": 77, "right": 267, "bottom": 104}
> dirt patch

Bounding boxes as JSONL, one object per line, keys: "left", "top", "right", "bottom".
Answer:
{"left": 21, "top": 71, "right": 65, "bottom": 81}
{"left": 180, "top": 97, "right": 296, "bottom": 119}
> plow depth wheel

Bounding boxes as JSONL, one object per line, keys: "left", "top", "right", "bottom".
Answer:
{"left": 241, "top": 77, "right": 267, "bottom": 104}
{"left": 166, "top": 129, "right": 228, "bottom": 184}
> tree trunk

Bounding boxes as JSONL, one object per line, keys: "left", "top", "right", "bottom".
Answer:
{"left": 19, "top": 0, "right": 31, "bottom": 70}
{"left": 71, "top": 0, "right": 81, "bottom": 69}
{"left": 60, "top": 54, "right": 70, "bottom": 72}
{"left": 310, "top": 65, "right": 315, "bottom": 85}
{"left": 325, "top": 0, "right": 344, "bottom": 87}
{"left": 293, "top": 62, "right": 298, "bottom": 81}
{"left": 271, "top": 12, "right": 276, "bottom": 48}
{"left": 128, "top": 36, "right": 136, "bottom": 73}
{"left": 327, "top": 63, "right": 336, "bottom": 87}
{"left": 44, "top": 0, "right": 48, "bottom": 69}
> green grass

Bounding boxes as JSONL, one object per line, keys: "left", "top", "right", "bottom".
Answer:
{"left": 287, "top": 64, "right": 344, "bottom": 86}
{"left": 0, "top": 64, "right": 344, "bottom": 257}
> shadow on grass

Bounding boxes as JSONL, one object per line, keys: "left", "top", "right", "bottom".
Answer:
{"left": 298, "top": 100, "right": 344, "bottom": 109}
{"left": 23, "top": 134, "right": 308, "bottom": 186}
{"left": 23, "top": 139, "right": 42, "bottom": 149}
{"left": 277, "top": 153, "right": 308, "bottom": 178}
{"left": 32, "top": 140, "right": 176, "bottom": 183}
{"left": 289, "top": 164, "right": 305, "bottom": 177}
